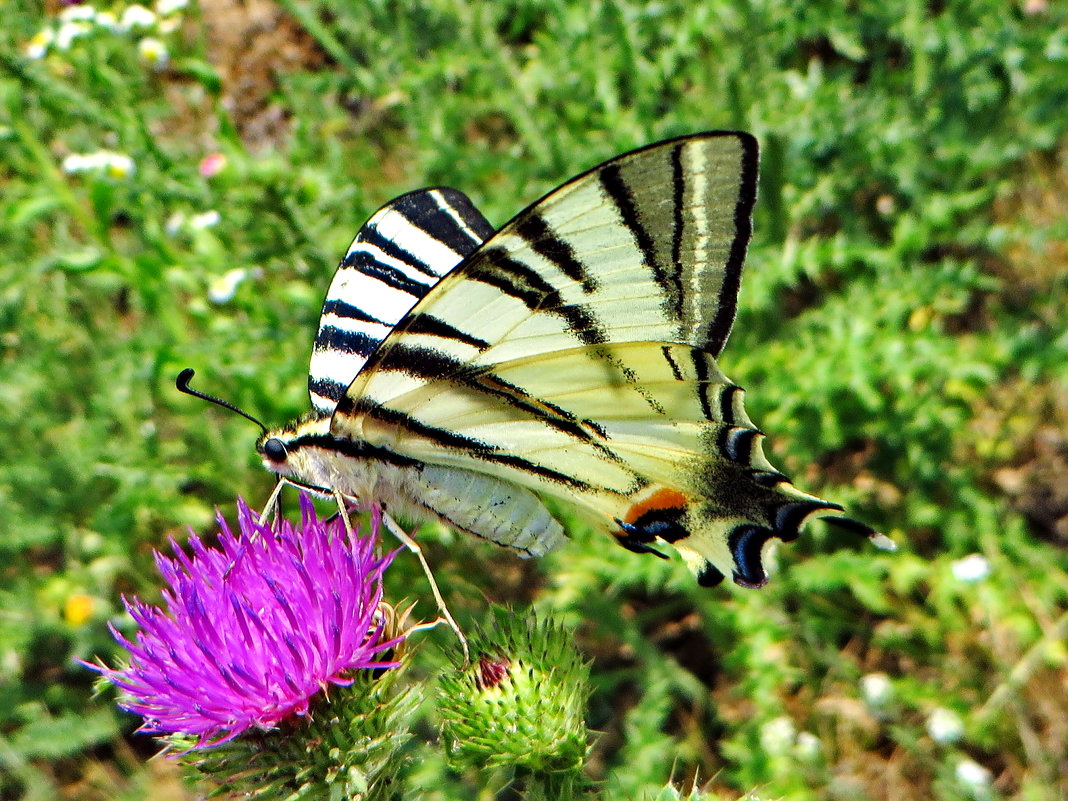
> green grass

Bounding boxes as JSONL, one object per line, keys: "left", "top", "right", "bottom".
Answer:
{"left": 2, "top": 0, "right": 1067, "bottom": 799}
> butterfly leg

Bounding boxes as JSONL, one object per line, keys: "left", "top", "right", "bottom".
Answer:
{"left": 328, "top": 490, "right": 468, "bottom": 662}
{"left": 379, "top": 508, "right": 469, "bottom": 663}
{"left": 256, "top": 478, "right": 288, "bottom": 527}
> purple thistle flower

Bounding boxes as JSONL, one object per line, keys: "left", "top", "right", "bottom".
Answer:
{"left": 85, "top": 495, "right": 402, "bottom": 747}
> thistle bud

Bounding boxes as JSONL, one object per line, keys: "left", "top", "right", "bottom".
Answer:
{"left": 437, "top": 608, "right": 591, "bottom": 777}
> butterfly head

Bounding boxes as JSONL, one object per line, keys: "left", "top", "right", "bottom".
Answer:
{"left": 256, "top": 414, "right": 334, "bottom": 482}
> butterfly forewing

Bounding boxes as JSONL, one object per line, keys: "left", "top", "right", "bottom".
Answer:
{"left": 308, "top": 188, "right": 494, "bottom": 413}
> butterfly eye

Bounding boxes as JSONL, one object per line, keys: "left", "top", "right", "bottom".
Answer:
{"left": 263, "top": 438, "right": 288, "bottom": 463}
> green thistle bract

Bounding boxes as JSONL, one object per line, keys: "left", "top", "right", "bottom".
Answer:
{"left": 173, "top": 667, "right": 417, "bottom": 801}
{"left": 437, "top": 608, "right": 591, "bottom": 774}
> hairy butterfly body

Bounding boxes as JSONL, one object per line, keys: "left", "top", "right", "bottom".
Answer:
{"left": 259, "top": 132, "right": 889, "bottom": 588}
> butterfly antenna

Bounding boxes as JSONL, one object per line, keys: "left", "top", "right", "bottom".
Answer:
{"left": 176, "top": 368, "right": 268, "bottom": 435}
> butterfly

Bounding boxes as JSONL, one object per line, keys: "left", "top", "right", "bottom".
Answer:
{"left": 248, "top": 132, "right": 890, "bottom": 590}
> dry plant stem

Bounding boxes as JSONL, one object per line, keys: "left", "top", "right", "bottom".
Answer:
{"left": 977, "top": 608, "right": 1068, "bottom": 721}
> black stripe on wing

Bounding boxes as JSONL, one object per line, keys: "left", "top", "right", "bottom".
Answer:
{"left": 700, "top": 135, "right": 758, "bottom": 357}
{"left": 691, "top": 349, "right": 714, "bottom": 421}
{"left": 718, "top": 385, "right": 740, "bottom": 426}
{"left": 357, "top": 225, "right": 444, "bottom": 281}
{"left": 471, "top": 248, "right": 609, "bottom": 347}
{"left": 343, "top": 249, "right": 434, "bottom": 298}
{"left": 342, "top": 400, "right": 604, "bottom": 491}
{"left": 287, "top": 432, "right": 423, "bottom": 468}
{"left": 716, "top": 425, "right": 764, "bottom": 464}
{"left": 599, "top": 163, "right": 682, "bottom": 324}
{"left": 661, "top": 345, "right": 685, "bottom": 381}
{"left": 668, "top": 142, "right": 688, "bottom": 323}
{"left": 350, "top": 344, "right": 615, "bottom": 454}
{"left": 316, "top": 326, "right": 381, "bottom": 357}
{"left": 394, "top": 189, "right": 494, "bottom": 261}
{"left": 320, "top": 297, "right": 390, "bottom": 326}
{"left": 308, "top": 377, "right": 347, "bottom": 407}
{"left": 403, "top": 314, "right": 491, "bottom": 350}
{"left": 514, "top": 212, "right": 600, "bottom": 294}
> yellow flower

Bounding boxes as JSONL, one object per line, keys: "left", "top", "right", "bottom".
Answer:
{"left": 64, "top": 593, "right": 95, "bottom": 626}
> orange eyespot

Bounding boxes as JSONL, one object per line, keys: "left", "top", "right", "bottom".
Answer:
{"left": 623, "top": 486, "right": 690, "bottom": 525}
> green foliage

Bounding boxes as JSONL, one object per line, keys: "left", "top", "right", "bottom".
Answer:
{"left": 2, "top": 0, "right": 1067, "bottom": 799}
{"left": 173, "top": 668, "right": 417, "bottom": 801}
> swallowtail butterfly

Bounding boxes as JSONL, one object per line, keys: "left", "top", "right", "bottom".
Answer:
{"left": 254, "top": 132, "right": 889, "bottom": 589}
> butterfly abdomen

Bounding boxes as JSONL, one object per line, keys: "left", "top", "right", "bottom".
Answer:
{"left": 414, "top": 465, "right": 566, "bottom": 556}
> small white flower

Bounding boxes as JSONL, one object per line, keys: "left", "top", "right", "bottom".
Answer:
{"left": 189, "top": 209, "right": 221, "bottom": 229}
{"left": 65, "top": 150, "right": 136, "bottom": 178}
{"left": 951, "top": 554, "right": 991, "bottom": 583}
{"left": 137, "top": 37, "right": 169, "bottom": 69}
{"left": 860, "top": 672, "right": 893, "bottom": 708}
{"left": 955, "top": 758, "right": 993, "bottom": 790}
{"left": 79, "top": 152, "right": 107, "bottom": 170}
{"left": 58, "top": 5, "right": 97, "bottom": 22}
{"left": 208, "top": 268, "right": 250, "bottom": 304}
{"left": 119, "top": 4, "right": 157, "bottom": 30}
{"left": 62, "top": 153, "right": 89, "bottom": 173}
{"left": 94, "top": 10, "right": 118, "bottom": 29}
{"left": 794, "top": 731, "right": 821, "bottom": 761}
{"left": 155, "top": 0, "right": 189, "bottom": 14}
{"left": 759, "top": 716, "right": 796, "bottom": 755}
{"left": 102, "top": 152, "right": 135, "bottom": 178}
{"left": 926, "top": 707, "right": 964, "bottom": 744}
{"left": 157, "top": 16, "right": 180, "bottom": 34}
{"left": 164, "top": 211, "right": 186, "bottom": 236}
{"left": 26, "top": 28, "right": 55, "bottom": 59}
{"left": 55, "top": 21, "right": 92, "bottom": 50}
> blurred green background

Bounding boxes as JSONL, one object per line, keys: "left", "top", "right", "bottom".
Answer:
{"left": 1, "top": 1, "right": 1066, "bottom": 799}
